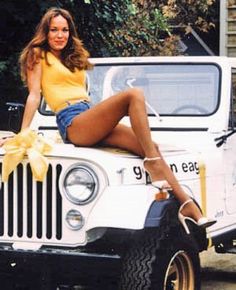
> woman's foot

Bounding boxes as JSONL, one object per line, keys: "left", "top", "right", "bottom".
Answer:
{"left": 143, "top": 156, "right": 172, "bottom": 200}
{"left": 179, "top": 199, "right": 202, "bottom": 221}
{"left": 143, "top": 156, "right": 166, "bottom": 183}
{"left": 178, "top": 199, "right": 216, "bottom": 234}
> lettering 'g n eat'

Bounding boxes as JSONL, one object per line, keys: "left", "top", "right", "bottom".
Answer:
{"left": 170, "top": 161, "right": 199, "bottom": 175}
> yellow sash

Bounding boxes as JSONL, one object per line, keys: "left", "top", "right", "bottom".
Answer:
{"left": 2, "top": 128, "right": 52, "bottom": 182}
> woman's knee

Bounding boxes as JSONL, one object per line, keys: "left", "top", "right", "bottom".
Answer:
{"left": 126, "top": 87, "right": 145, "bottom": 103}
{"left": 114, "top": 88, "right": 145, "bottom": 106}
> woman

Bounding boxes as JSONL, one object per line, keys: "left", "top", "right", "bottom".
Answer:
{"left": 19, "top": 7, "right": 215, "bottom": 233}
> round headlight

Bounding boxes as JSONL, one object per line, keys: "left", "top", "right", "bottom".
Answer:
{"left": 66, "top": 209, "right": 84, "bottom": 230}
{"left": 64, "top": 166, "right": 98, "bottom": 205}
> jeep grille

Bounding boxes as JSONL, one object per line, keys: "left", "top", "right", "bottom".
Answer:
{"left": 0, "top": 163, "right": 62, "bottom": 242}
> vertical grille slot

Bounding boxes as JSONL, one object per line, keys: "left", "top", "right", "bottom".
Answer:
{"left": 46, "top": 165, "right": 52, "bottom": 239}
{"left": 0, "top": 163, "right": 4, "bottom": 236}
{"left": 8, "top": 174, "right": 13, "bottom": 237}
{"left": 0, "top": 162, "right": 62, "bottom": 241}
{"left": 16, "top": 164, "right": 23, "bottom": 237}
{"left": 56, "top": 164, "right": 62, "bottom": 240}
{"left": 36, "top": 182, "right": 43, "bottom": 239}
{"left": 27, "top": 164, "right": 33, "bottom": 238}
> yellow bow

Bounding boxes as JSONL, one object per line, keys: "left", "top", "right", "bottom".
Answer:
{"left": 2, "top": 128, "right": 52, "bottom": 182}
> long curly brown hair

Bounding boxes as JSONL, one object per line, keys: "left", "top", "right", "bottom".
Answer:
{"left": 19, "top": 7, "right": 93, "bottom": 82}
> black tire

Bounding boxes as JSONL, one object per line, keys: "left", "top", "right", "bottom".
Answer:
{"left": 119, "top": 230, "right": 201, "bottom": 290}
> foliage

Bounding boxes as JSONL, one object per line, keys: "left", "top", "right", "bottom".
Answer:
{"left": 159, "top": 0, "right": 217, "bottom": 32}
{"left": 70, "top": 0, "right": 134, "bottom": 56}
{"left": 76, "top": 0, "right": 217, "bottom": 57}
{"left": 94, "top": 3, "right": 174, "bottom": 56}
{"left": 73, "top": 0, "right": 178, "bottom": 57}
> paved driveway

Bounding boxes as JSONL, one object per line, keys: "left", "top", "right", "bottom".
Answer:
{"left": 200, "top": 247, "right": 236, "bottom": 289}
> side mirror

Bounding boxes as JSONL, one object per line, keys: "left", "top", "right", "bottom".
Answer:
{"left": 5, "top": 102, "right": 25, "bottom": 133}
{"left": 214, "top": 130, "right": 236, "bottom": 147}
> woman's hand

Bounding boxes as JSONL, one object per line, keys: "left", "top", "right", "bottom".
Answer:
{"left": 0, "top": 135, "right": 14, "bottom": 147}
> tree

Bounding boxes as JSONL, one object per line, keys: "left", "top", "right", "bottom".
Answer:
{"left": 88, "top": 0, "right": 217, "bottom": 57}
{"left": 77, "top": 0, "right": 178, "bottom": 57}
{"left": 160, "top": 0, "right": 216, "bottom": 32}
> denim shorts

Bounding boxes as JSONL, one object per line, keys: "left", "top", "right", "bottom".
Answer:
{"left": 56, "top": 101, "right": 91, "bottom": 143}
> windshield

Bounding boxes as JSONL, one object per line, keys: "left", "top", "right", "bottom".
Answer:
{"left": 88, "top": 63, "right": 220, "bottom": 116}
{"left": 39, "top": 62, "right": 220, "bottom": 117}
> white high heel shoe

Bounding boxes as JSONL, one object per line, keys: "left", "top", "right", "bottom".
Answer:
{"left": 178, "top": 199, "right": 217, "bottom": 234}
{"left": 143, "top": 157, "right": 171, "bottom": 200}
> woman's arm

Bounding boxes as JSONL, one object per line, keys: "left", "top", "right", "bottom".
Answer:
{"left": 0, "top": 60, "right": 41, "bottom": 146}
{"left": 21, "top": 61, "right": 42, "bottom": 130}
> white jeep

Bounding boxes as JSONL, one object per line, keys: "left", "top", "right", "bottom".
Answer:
{"left": 0, "top": 56, "right": 236, "bottom": 290}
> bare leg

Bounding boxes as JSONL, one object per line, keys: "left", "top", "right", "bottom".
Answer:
{"left": 67, "top": 88, "right": 202, "bottom": 220}
{"left": 99, "top": 125, "right": 201, "bottom": 220}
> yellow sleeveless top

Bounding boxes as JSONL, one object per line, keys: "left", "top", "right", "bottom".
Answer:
{"left": 41, "top": 52, "right": 90, "bottom": 113}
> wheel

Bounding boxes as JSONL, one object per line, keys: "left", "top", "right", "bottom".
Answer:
{"left": 119, "top": 230, "right": 201, "bottom": 290}
{"left": 159, "top": 247, "right": 198, "bottom": 290}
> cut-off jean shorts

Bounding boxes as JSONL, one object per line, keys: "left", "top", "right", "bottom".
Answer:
{"left": 56, "top": 101, "right": 91, "bottom": 143}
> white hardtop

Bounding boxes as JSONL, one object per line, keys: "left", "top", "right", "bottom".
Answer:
{"left": 90, "top": 55, "right": 232, "bottom": 65}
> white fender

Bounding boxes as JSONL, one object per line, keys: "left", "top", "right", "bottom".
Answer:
{"left": 86, "top": 185, "right": 156, "bottom": 230}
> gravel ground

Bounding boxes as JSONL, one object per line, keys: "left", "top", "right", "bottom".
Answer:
{"left": 200, "top": 247, "right": 236, "bottom": 290}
